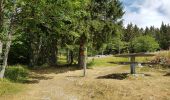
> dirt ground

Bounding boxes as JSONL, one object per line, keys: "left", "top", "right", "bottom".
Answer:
{"left": 0, "top": 65, "right": 170, "bottom": 100}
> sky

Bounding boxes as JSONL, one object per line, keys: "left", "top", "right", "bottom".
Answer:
{"left": 121, "top": 0, "right": 170, "bottom": 28}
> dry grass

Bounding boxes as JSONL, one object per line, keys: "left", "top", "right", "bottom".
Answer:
{"left": 0, "top": 79, "right": 25, "bottom": 96}
{"left": 1, "top": 65, "right": 169, "bottom": 100}
{"left": 151, "top": 50, "right": 170, "bottom": 67}
{"left": 1, "top": 56, "right": 170, "bottom": 100}
{"left": 72, "top": 65, "right": 169, "bottom": 100}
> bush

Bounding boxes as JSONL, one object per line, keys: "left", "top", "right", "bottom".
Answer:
{"left": 132, "top": 35, "right": 159, "bottom": 52}
{"left": 5, "top": 65, "right": 29, "bottom": 82}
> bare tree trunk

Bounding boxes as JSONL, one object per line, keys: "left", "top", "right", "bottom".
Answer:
{"left": 29, "top": 35, "right": 43, "bottom": 67}
{"left": 0, "top": 32, "right": 12, "bottom": 78}
{"left": 0, "top": 1, "right": 16, "bottom": 78}
{"left": 67, "top": 50, "right": 74, "bottom": 65}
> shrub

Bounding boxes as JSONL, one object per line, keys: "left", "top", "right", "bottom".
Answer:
{"left": 132, "top": 35, "right": 159, "bottom": 52}
{"left": 5, "top": 65, "right": 29, "bottom": 82}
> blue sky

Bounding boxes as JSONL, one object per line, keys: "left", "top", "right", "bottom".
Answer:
{"left": 121, "top": 0, "right": 170, "bottom": 28}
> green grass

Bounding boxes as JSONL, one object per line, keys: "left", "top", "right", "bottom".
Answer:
{"left": 0, "top": 65, "right": 29, "bottom": 96}
{"left": 136, "top": 57, "right": 152, "bottom": 62}
{"left": 5, "top": 65, "right": 29, "bottom": 82}
{"left": 87, "top": 56, "right": 128, "bottom": 68}
{"left": 87, "top": 56, "right": 153, "bottom": 68}
{"left": 0, "top": 79, "right": 25, "bottom": 96}
{"left": 58, "top": 55, "right": 67, "bottom": 65}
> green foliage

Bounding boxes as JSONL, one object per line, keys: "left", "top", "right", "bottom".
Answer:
{"left": 111, "top": 37, "right": 126, "bottom": 53}
{"left": 159, "top": 23, "right": 170, "bottom": 50}
{"left": 132, "top": 35, "right": 159, "bottom": 52}
{"left": 8, "top": 35, "right": 29, "bottom": 64}
{"left": 5, "top": 65, "right": 29, "bottom": 82}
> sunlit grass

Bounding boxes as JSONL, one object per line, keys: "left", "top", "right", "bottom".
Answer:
{"left": 58, "top": 55, "right": 67, "bottom": 65}
{"left": 87, "top": 55, "right": 153, "bottom": 68}
{"left": 0, "top": 79, "right": 25, "bottom": 96}
{"left": 87, "top": 56, "right": 128, "bottom": 67}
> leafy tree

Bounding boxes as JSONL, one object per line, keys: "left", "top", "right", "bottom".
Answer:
{"left": 132, "top": 35, "right": 159, "bottom": 52}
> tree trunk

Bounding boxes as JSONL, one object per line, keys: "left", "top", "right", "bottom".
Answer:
{"left": 0, "top": 1, "right": 16, "bottom": 78}
{"left": 67, "top": 50, "right": 74, "bottom": 65}
{"left": 29, "top": 35, "right": 43, "bottom": 67}
{"left": 78, "top": 38, "right": 87, "bottom": 76}
{"left": 0, "top": 32, "right": 12, "bottom": 78}
{"left": 70, "top": 50, "right": 74, "bottom": 65}
{"left": 67, "top": 49, "right": 70, "bottom": 64}
{"left": 48, "top": 38, "right": 57, "bottom": 66}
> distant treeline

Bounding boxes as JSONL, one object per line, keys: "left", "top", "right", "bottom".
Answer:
{"left": 116, "top": 22, "right": 170, "bottom": 54}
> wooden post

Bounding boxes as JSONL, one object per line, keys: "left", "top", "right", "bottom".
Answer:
{"left": 130, "top": 56, "right": 136, "bottom": 74}
{"left": 83, "top": 47, "right": 87, "bottom": 77}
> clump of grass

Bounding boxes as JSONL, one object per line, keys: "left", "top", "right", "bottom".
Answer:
{"left": 137, "top": 66, "right": 152, "bottom": 72}
{"left": 5, "top": 65, "right": 29, "bottom": 82}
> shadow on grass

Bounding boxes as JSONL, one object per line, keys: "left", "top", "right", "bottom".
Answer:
{"left": 164, "top": 73, "right": 170, "bottom": 76}
{"left": 22, "top": 64, "right": 82, "bottom": 84}
{"left": 31, "top": 64, "right": 81, "bottom": 74}
{"left": 12, "top": 75, "right": 54, "bottom": 84}
{"left": 108, "top": 62, "right": 158, "bottom": 65}
{"left": 97, "top": 73, "right": 152, "bottom": 80}
{"left": 22, "top": 75, "right": 54, "bottom": 84}
{"left": 108, "top": 62, "right": 128, "bottom": 65}
{"left": 66, "top": 76, "right": 84, "bottom": 78}
{"left": 97, "top": 73, "right": 129, "bottom": 80}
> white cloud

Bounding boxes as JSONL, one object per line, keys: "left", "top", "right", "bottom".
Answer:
{"left": 123, "top": 0, "right": 170, "bottom": 28}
